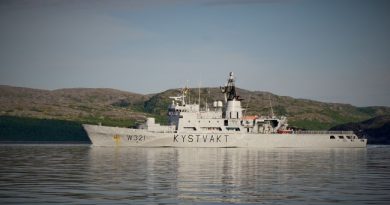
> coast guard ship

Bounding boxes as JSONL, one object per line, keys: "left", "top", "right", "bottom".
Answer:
{"left": 83, "top": 72, "right": 367, "bottom": 148}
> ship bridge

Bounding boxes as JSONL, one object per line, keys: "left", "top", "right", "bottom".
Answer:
{"left": 145, "top": 72, "right": 290, "bottom": 134}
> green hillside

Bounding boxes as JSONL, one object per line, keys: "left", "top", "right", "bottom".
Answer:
{"left": 144, "top": 88, "right": 390, "bottom": 130}
{"left": 1, "top": 84, "right": 390, "bottom": 142}
{"left": 0, "top": 85, "right": 151, "bottom": 127}
{"left": 0, "top": 116, "right": 89, "bottom": 142}
{"left": 330, "top": 115, "right": 390, "bottom": 144}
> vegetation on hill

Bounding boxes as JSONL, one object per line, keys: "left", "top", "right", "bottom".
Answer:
{"left": 0, "top": 85, "right": 150, "bottom": 127}
{"left": 330, "top": 115, "right": 390, "bottom": 144}
{"left": 0, "top": 116, "right": 89, "bottom": 142}
{"left": 1, "top": 85, "right": 390, "bottom": 143}
{"left": 143, "top": 87, "right": 390, "bottom": 130}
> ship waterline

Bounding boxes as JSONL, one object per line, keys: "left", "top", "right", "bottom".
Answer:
{"left": 83, "top": 72, "right": 367, "bottom": 148}
{"left": 83, "top": 124, "right": 367, "bottom": 148}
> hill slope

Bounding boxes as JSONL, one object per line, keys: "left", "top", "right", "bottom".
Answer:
{"left": 144, "top": 87, "right": 390, "bottom": 130}
{"left": 1, "top": 85, "right": 390, "bottom": 130}
{"left": 330, "top": 115, "right": 390, "bottom": 144}
{"left": 0, "top": 116, "right": 89, "bottom": 142}
{"left": 0, "top": 85, "right": 149, "bottom": 127}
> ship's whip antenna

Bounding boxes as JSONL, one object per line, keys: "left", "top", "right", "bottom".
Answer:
{"left": 205, "top": 88, "right": 210, "bottom": 111}
{"left": 198, "top": 81, "right": 201, "bottom": 106}
{"left": 269, "top": 94, "right": 274, "bottom": 117}
{"left": 187, "top": 80, "right": 190, "bottom": 105}
{"left": 244, "top": 94, "right": 251, "bottom": 117}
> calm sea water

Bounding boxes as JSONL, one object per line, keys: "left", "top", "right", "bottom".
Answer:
{"left": 0, "top": 145, "right": 389, "bottom": 205}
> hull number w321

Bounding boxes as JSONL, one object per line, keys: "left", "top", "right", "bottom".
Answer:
{"left": 127, "top": 135, "right": 146, "bottom": 143}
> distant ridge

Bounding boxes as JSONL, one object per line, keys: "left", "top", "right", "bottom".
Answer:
{"left": 144, "top": 87, "right": 390, "bottom": 130}
{"left": 1, "top": 85, "right": 390, "bottom": 130}
{"left": 330, "top": 115, "right": 390, "bottom": 144}
{"left": 0, "top": 85, "right": 148, "bottom": 127}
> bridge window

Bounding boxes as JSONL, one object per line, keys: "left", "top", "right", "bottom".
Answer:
{"left": 330, "top": 135, "right": 335, "bottom": 139}
{"left": 227, "top": 127, "right": 240, "bottom": 131}
{"left": 338, "top": 136, "right": 344, "bottom": 139}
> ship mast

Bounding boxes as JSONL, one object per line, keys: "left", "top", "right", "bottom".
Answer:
{"left": 198, "top": 81, "right": 201, "bottom": 106}
{"left": 220, "top": 72, "right": 243, "bottom": 119}
{"left": 220, "top": 72, "right": 238, "bottom": 102}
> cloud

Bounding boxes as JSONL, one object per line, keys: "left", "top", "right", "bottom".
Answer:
{"left": 0, "top": 0, "right": 294, "bottom": 11}
{"left": 0, "top": 6, "right": 148, "bottom": 88}
{"left": 0, "top": 0, "right": 389, "bottom": 106}
{"left": 0, "top": 8, "right": 146, "bottom": 53}
{"left": 0, "top": 0, "right": 183, "bottom": 11}
{"left": 201, "top": 0, "right": 294, "bottom": 6}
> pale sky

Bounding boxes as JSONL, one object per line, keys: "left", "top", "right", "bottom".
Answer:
{"left": 0, "top": 0, "right": 389, "bottom": 107}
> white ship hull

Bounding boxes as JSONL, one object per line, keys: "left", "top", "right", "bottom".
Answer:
{"left": 83, "top": 124, "right": 367, "bottom": 148}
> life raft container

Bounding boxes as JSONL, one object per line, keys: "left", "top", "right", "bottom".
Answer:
{"left": 277, "top": 129, "right": 293, "bottom": 134}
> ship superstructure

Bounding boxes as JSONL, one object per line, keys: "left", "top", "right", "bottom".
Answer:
{"left": 83, "top": 73, "right": 367, "bottom": 148}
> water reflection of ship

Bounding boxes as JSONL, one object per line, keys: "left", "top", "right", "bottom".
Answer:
{"left": 87, "top": 147, "right": 367, "bottom": 203}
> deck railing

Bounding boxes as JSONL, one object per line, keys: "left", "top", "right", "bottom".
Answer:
{"left": 293, "top": 130, "right": 355, "bottom": 135}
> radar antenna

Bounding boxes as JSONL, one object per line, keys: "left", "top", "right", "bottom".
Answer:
{"left": 169, "top": 86, "right": 189, "bottom": 106}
